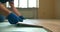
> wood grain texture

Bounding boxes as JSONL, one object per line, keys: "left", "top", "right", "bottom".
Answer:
{"left": 21, "top": 19, "right": 60, "bottom": 32}
{"left": 38, "top": 0, "right": 55, "bottom": 19}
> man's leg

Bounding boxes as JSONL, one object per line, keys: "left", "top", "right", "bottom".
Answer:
{"left": 0, "top": 3, "right": 11, "bottom": 22}
{"left": 0, "top": 3, "right": 21, "bottom": 24}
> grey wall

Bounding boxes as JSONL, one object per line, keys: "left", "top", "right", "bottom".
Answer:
{"left": 9, "top": 8, "right": 38, "bottom": 19}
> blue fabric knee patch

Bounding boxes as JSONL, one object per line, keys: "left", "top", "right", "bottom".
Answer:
{"left": 7, "top": 13, "right": 19, "bottom": 24}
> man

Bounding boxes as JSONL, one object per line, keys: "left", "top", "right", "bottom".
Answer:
{"left": 0, "top": 0, "right": 24, "bottom": 24}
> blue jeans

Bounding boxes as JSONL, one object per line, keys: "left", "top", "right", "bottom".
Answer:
{"left": 0, "top": 14, "right": 5, "bottom": 22}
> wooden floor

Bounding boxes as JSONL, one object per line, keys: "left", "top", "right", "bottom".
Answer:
{"left": 20, "top": 19, "right": 60, "bottom": 32}
{"left": 3, "top": 19, "right": 60, "bottom": 32}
